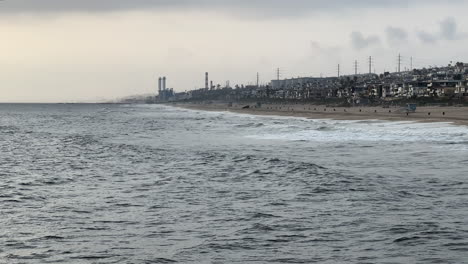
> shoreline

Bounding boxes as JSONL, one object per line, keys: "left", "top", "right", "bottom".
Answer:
{"left": 171, "top": 102, "right": 468, "bottom": 126}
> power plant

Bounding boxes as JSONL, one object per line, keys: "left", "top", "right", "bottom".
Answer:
{"left": 156, "top": 76, "right": 174, "bottom": 102}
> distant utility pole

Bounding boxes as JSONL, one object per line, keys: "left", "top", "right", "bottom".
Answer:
{"left": 354, "top": 60, "right": 358, "bottom": 75}
{"left": 277, "top": 68, "right": 280, "bottom": 81}
{"left": 369, "top": 56, "right": 372, "bottom": 74}
{"left": 410, "top": 57, "right": 413, "bottom": 71}
{"left": 338, "top": 64, "right": 340, "bottom": 77}
{"left": 398, "top": 53, "right": 401, "bottom": 73}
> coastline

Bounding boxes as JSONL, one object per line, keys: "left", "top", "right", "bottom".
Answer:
{"left": 171, "top": 102, "right": 468, "bottom": 126}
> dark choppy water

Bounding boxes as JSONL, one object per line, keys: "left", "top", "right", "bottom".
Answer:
{"left": 1, "top": 103, "right": 468, "bottom": 263}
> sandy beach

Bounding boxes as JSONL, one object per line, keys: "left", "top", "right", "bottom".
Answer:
{"left": 172, "top": 102, "right": 468, "bottom": 126}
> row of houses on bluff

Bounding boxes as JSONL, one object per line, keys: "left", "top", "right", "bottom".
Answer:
{"left": 168, "top": 62, "right": 468, "bottom": 103}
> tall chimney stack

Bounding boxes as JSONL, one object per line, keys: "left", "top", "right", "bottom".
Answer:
{"left": 158, "top": 77, "right": 162, "bottom": 94}
{"left": 162, "top": 77, "right": 167, "bottom": 90}
{"left": 205, "top": 72, "right": 209, "bottom": 90}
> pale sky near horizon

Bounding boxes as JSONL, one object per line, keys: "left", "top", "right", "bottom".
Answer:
{"left": 1, "top": 0, "right": 468, "bottom": 102}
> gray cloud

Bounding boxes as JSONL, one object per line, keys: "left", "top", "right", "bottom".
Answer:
{"left": 309, "top": 41, "right": 342, "bottom": 59}
{"left": 385, "top": 26, "right": 408, "bottom": 45}
{"left": 0, "top": 0, "right": 462, "bottom": 16}
{"left": 440, "top": 17, "right": 458, "bottom": 40}
{"left": 417, "top": 17, "right": 466, "bottom": 44}
{"left": 350, "top": 31, "right": 380, "bottom": 50}
{"left": 417, "top": 31, "right": 438, "bottom": 44}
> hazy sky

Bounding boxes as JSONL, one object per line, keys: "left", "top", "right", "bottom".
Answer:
{"left": 1, "top": 0, "right": 468, "bottom": 102}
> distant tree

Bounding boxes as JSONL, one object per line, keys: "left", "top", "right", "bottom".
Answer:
{"left": 454, "top": 74, "right": 463, "bottom": 80}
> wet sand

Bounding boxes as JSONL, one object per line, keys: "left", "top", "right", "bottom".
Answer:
{"left": 173, "top": 102, "right": 468, "bottom": 126}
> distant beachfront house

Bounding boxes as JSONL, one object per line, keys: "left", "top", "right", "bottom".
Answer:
{"left": 408, "top": 81, "right": 430, "bottom": 97}
{"left": 353, "top": 85, "right": 367, "bottom": 97}
{"left": 270, "top": 77, "right": 338, "bottom": 98}
{"left": 389, "top": 83, "right": 404, "bottom": 97}
{"left": 428, "top": 80, "right": 459, "bottom": 97}
{"left": 273, "top": 90, "right": 285, "bottom": 99}
{"left": 456, "top": 80, "right": 468, "bottom": 97}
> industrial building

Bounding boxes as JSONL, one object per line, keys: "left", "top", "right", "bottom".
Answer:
{"left": 156, "top": 76, "right": 174, "bottom": 102}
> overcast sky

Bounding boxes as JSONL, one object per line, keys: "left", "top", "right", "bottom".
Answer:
{"left": 1, "top": 0, "right": 468, "bottom": 102}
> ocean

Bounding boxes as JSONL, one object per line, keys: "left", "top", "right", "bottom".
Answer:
{"left": 1, "top": 103, "right": 468, "bottom": 263}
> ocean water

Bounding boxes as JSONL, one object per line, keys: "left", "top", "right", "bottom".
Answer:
{"left": 1, "top": 103, "right": 468, "bottom": 263}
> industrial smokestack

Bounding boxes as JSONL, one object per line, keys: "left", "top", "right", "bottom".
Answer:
{"left": 210, "top": 81, "right": 213, "bottom": 90}
{"left": 158, "top": 77, "right": 162, "bottom": 94}
{"left": 162, "top": 77, "right": 166, "bottom": 90}
{"left": 205, "top": 72, "right": 209, "bottom": 90}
